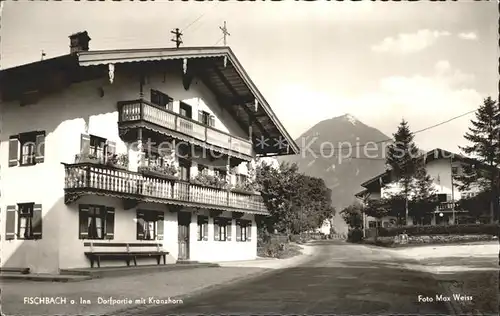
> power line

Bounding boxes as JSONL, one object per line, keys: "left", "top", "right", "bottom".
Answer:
{"left": 213, "top": 36, "right": 224, "bottom": 46}
{"left": 181, "top": 2, "right": 220, "bottom": 33}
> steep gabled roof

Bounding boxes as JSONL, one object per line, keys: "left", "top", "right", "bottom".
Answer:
{"left": 0, "top": 46, "right": 299, "bottom": 157}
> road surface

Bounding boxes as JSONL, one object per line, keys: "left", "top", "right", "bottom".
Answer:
{"left": 122, "top": 240, "right": 450, "bottom": 315}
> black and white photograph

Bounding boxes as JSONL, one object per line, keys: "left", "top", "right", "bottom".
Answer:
{"left": 0, "top": 1, "right": 498, "bottom": 315}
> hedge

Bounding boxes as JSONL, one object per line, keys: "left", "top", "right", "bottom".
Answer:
{"left": 377, "top": 223, "right": 499, "bottom": 237}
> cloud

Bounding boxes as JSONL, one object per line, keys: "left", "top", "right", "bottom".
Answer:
{"left": 273, "top": 61, "right": 482, "bottom": 154}
{"left": 371, "top": 29, "right": 451, "bottom": 54}
{"left": 458, "top": 32, "right": 478, "bottom": 40}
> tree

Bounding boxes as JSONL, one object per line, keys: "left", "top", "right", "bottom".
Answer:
{"left": 386, "top": 119, "right": 421, "bottom": 225}
{"left": 454, "top": 97, "right": 500, "bottom": 223}
{"left": 340, "top": 203, "right": 364, "bottom": 229}
{"left": 256, "top": 161, "right": 335, "bottom": 235}
{"left": 409, "top": 160, "right": 439, "bottom": 225}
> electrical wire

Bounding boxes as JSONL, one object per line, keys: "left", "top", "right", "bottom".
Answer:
{"left": 181, "top": 2, "right": 220, "bottom": 33}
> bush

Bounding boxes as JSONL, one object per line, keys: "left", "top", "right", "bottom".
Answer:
{"left": 347, "top": 228, "right": 363, "bottom": 243}
{"left": 257, "top": 240, "right": 302, "bottom": 259}
{"left": 377, "top": 223, "right": 499, "bottom": 237}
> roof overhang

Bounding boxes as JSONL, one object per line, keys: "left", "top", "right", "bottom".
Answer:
{"left": 77, "top": 47, "right": 299, "bottom": 156}
{"left": 0, "top": 46, "right": 299, "bottom": 157}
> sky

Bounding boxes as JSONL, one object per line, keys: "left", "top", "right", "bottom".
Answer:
{"left": 1, "top": 1, "right": 498, "bottom": 154}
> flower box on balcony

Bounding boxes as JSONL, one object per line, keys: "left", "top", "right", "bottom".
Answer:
{"left": 105, "top": 153, "right": 129, "bottom": 170}
{"left": 190, "top": 173, "right": 228, "bottom": 190}
{"left": 230, "top": 187, "right": 259, "bottom": 196}
{"left": 75, "top": 153, "right": 102, "bottom": 164}
{"left": 138, "top": 165, "right": 179, "bottom": 181}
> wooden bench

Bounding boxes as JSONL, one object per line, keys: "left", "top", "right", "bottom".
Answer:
{"left": 0, "top": 267, "right": 30, "bottom": 274}
{"left": 83, "top": 242, "right": 169, "bottom": 268}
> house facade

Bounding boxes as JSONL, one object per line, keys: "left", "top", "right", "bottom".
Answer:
{"left": 355, "top": 148, "right": 484, "bottom": 229}
{"left": 0, "top": 32, "right": 299, "bottom": 274}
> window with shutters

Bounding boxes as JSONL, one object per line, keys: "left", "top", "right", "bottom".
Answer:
{"left": 198, "top": 111, "right": 210, "bottom": 125}
{"left": 151, "top": 89, "right": 173, "bottom": 110}
{"left": 9, "top": 131, "right": 45, "bottom": 167}
{"left": 179, "top": 102, "right": 192, "bottom": 118}
{"left": 214, "top": 217, "right": 230, "bottom": 242}
{"left": 78, "top": 205, "right": 114, "bottom": 240}
{"left": 236, "top": 219, "right": 251, "bottom": 242}
{"left": 197, "top": 215, "right": 208, "bottom": 241}
{"left": 136, "top": 211, "right": 164, "bottom": 240}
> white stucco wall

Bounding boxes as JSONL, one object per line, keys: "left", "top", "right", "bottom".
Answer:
{"left": 0, "top": 65, "right": 258, "bottom": 273}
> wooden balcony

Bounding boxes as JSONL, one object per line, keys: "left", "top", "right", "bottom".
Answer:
{"left": 63, "top": 163, "right": 268, "bottom": 215}
{"left": 118, "top": 99, "right": 254, "bottom": 159}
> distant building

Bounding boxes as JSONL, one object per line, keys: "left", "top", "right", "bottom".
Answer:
{"left": 355, "top": 148, "right": 488, "bottom": 228}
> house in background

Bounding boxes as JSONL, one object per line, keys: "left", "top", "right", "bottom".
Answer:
{"left": 355, "top": 148, "right": 486, "bottom": 229}
{"left": 0, "top": 31, "right": 299, "bottom": 274}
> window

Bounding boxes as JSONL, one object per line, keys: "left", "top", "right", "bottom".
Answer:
{"left": 197, "top": 215, "right": 208, "bottom": 241}
{"left": 137, "top": 211, "right": 164, "bottom": 240}
{"left": 9, "top": 131, "right": 45, "bottom": 167}
{"left": 198, "top": 111, "right": 210, "bottom": 125}
{"left": 179, "top": 158, "right": 191, "bottom": 181}
{"left": 214, "top": 169, "right": 227, "bottom": 180}
{"left": 179, "top": 102, "right": 192, "bottom": 119}
{"left": 89, "top": 135, "right": 106, "bottom": 161}
{"left": 214, "top": 217, "right": 231, "bottom": 241}
{"left": 236, "top": 174, "right": 248, "bottom": 185}
{"left": 236, "top": 219, "right": 252, "bottom": 242}
{"left": 368, "top": 221, "right": 377, "bottom": 228}
{"left": 4, "top": 203, "right": 42, "bottom": 240}
{"left": 79, "top": 205, "right": 115, "bottom": 240}
{"left": 151, "top": 89, "right": 173, "bottom": 110}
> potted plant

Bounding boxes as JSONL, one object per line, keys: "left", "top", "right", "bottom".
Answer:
{"left": 191, "top": 172, "right": 228, "bottom": 190}
{"left": 230, "top": 179, "right": 260, "bottom": 195}
{"left": 138, "top": 161, "right": 179, "bottom": 180}
{"left": 105, "top": 153, "right": 129, "bottom": 170}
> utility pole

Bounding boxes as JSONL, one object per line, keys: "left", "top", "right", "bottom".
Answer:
{"left": 219, "top": 21, "right": 230, "bottom": 46}
{"left": 171, "top": 28, "right": 183, "bottom": 48}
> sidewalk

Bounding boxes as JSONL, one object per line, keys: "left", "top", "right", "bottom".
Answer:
{"left": 1, "top": 244, "right": 315, "bottom": 316}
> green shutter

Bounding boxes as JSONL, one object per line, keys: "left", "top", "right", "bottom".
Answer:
{"left": 35, "top": 132, "right": 45, "bottom": 164}
{"left": 105, "top": 207, "right": 115, "bottom": 240}
{"left": 79, "top": 206, "right": 89, "bottom": 239}
{"left": 5, "top": 205, "right": 16, "bottom": 240}
{"left": 157, "top": 212, "right": 164, "bottom": 240}
{"left": 32, "top": 204, "right": 42, "bottom": 239}
{"left": 8, "top": 136, "right": 19, "bottom": 167}
{"left": 136, "top": 211, "right": 144, "bottom": 240}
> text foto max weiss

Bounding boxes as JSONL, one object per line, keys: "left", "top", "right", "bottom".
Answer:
{"left": 418, "top": 294, "right": 473, "bottom": 303}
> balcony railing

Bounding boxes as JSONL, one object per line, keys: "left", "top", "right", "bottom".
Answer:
{"left": 64, "top": 163, "right": 267, "bottom": 214}
{"left": 119, "top": 99, "right": 254, "bottom": 157}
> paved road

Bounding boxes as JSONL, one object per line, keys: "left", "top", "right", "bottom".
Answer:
{"left": 127, "top": 241, "right": 450, "bottom": 315}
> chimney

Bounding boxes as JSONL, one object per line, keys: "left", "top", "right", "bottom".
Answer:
{"left": 69, "top": 31, "right": 91, "bottom": 54}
